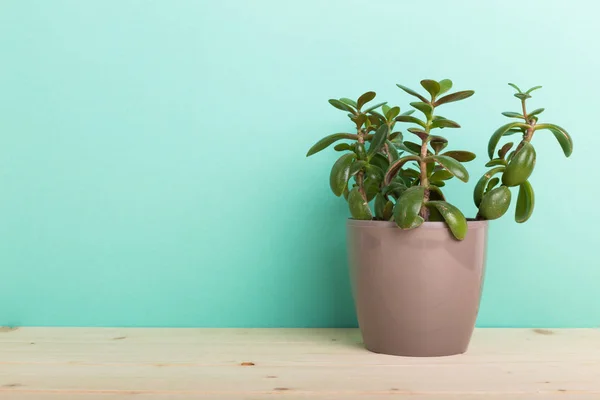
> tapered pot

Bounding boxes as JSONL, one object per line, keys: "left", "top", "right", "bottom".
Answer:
{"left": 347, "top": 219, "right": 488, "bottom": 357}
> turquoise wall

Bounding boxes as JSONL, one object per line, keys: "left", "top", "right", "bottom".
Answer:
{"left": 1, "top": 0, "right": 598, "bottom": 327}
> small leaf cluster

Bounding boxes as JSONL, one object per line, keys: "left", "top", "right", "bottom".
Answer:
{"left": 307, "top": 80, "right": 475, "bottom": 240}
{"left": 474, "top": 84, "right": 574, "bottom": 222}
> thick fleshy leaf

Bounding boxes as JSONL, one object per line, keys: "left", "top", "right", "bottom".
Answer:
{"left": 384, "top": 155, "right": 421, "bottom": 185}
{"left": 431, "top": 169, "right": 454, "bottom": 181}
{"left": 410, "top": 101, "right": 433, "bottom": 119}
{"left": 334, "top": 143, "right": 353, "bottom": 152}
{"left": 421, "top": 79, "right": 440, "bottom": 98}
{"left": 394, "top": 115, "right": 427, "bottom": 128}
{"left": 329, "top": 99, "right": 355, "bottom": 113}
{"left": 534, "top": 123, "right": 573, "bottom": 157}
{"left": 330, "top": 153, "right": 355, "bottom": 196}
{"left": 353, "top": 114, "right": 367, "bottom": 128}
{"left": 357, "top": 91, "right": 376, "bottom": 110}
{"left": 363, "top": 102, "right": 387, "bottom": 114}
{"left": 514, "top": 93, "right": 531, "bottom": 100}
{"left": 429, "top": 185, "right": 446, "bottom": 201}
{"left": 396, "top": 84, "right": 428, "bottom": 102}
{"left": 486, "top": 177, "right": 499, "bottom": 193}
{"left": 438, "top": 79, "right": 452, "bottom": 95}
{"left": 370, "top": 153, "right": 390, "bottom": 173}
{"left": 502, "top": 141, "right": 536, "bottom": 187}
{"left": 367, "top": 125, "right": 389, "bottom": 159}
{"left": 440, "top": 150, "right": 476, "bottom": 162}
{"left": 434, "top": 90, "right": 474, "bottom": 106}
{"left": 394, "top": 186, "right": 425, "bottom": 229}
{"left": 473, "top": 166, "right": 505, "bottom": 207}
{"left": 498, "top": 142, "right": 514, "bottom": 159}
{"left": 355, "top": 142, "right": 367, "bottom": 160}
{"left": 525, "top": 85, "right": 542, "bottom": 94}
{"left": 385, "top": 106, "right": 400, "bottom": 120}
{"left": 389, "top": 131, "right": 402, "bottom": 141}
{"left": 485, "top": 158, "right": 507, "bottom": 167}
{"left": 528, "top": 108, "right": 545, "bottom": 117}
{"left": 408, "top": 127, "right": 429, "bottom": 141}
{"left": 382, "top": 104, "right": 391, "bottom": 115}
{"left": 383, "top": 200, "right": 394, "bottom": 221}
{"left": 307, "top": 133, "right": 358, "bottom": 156}
{"left": 425, "top": 201, "right": 467, "bottom": 240}
{"left": 386, "top": 140, "right": 399, "bottom": 161}
{"left": 374, "top": 193, "right": 386, "bottom": 220}
{"left": 401, "top": 109, "right": 415, "bottom": 116}
{"left": 403, "top": 141, "right": 423, "bottom": 154}
{"left": 502, "top": 111, "right": 525, "bottom": 119}
{"left": 348, "top": 187, "right": 372, "bottom": 220}
{"left": 479, "top": 186, "right": 511, "bottom": 220}
{"left": 508, "top": 83, "right": 522, "bottom": 93}
{"left": 349, "top": 160, "right": 367, "bottom": 177}
{"left": 429, "top": 155, "right": 469, "bottom": 182}
{"left": 504, "top": 127, "right": 526, "bottom": 136}
{"left": 383, "top": 182, "right": 407, "bottom": 198}
{"left": 363, "top": 178, "right": 380, "bottom": 202}
{"left": 430, "top": 136, "right": 449, "bottom": 154}
{"left": 340, "top": 98, "right": 357, "bottom": 108}
{"left": 430, "top": 180, "right": 445, "bottom": 187}
{"left": 488, "top": 122, "right": 530, "bottom": 158}
{"left": 431, "top": 119, "right": 461, "bottom": 129}
{"left": 515, "top": 180, "right": 535, "bottom": 223}
{"left": 366, "top": 164, "right": 384, "bottom": 181}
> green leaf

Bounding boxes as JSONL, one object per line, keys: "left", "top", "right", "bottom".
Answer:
{"left": 502, "top": 111, "right": 525, "bottom": 119}
{"left": 425, "top": 201, "right": 468, "bottom": 240}
{"left": 389, "top": 131, "right": 402, "bottom": 141}
{"left": 420, "top": 79, "right": 440, "bottom": 98}
{"left": 349, "top": 160, "right": 367, "bottom": 177}
{"left": 431, "top": 119, "right": 461, "bottom": 129}
{"left": 383, "top": 182, "right": 407, "bottom": 198}
{"left": 473, "top": 166, "right": 505, "bottom": 207}
{"left": 363, "top": 102, "right": 387, "bottom": 114}
{"left": 394, "top": 115, "right": 427, "bottom": 128}
{"left": 340, "top": 98, "right": 357, "bottom": 108}
{"left": 515, "top": 180, "right": 535, "bottom": 223}
{"left": 428, "top": 155, "right": 469, "bottom": 182}
{"left": 479, "top": 186, "right": 512, "bottom": 220}
{"left": 525, "top": 85, "right": 542, "bottom": 94}
{"left": 430, "top": 136, "right": 448, "bottom": 154}
{"left": 534, "top": 123, "right": 573, "bottom": 157}
{"left": 508, "top": 83, "right": 522, "bottom": 93}
{"left": 401, "top": 109, "right": 415, "bottom": 116}
{"left": 383, "top": 200, "right": 394, "bottom": 220}
{"left": 431, "top": 169, "right": 454, "bottom": 181}
{"left": 385, "top": 106, "right": 401, "bottom": 120}
{"left": 374, "top": 193, "right": 386, "bottom": 220}
{"left": 329, "top": 153, "right": 355, "bottom": 196}
{"left": 384, "top": 155, "right": 421, "bottom": 185}
{"left": 440, "top": 150, "right": 476, "bottom": 162}
{"left": 307, "top": 133, "right": 358, "bottom": 156}
{"left": 369, "top": 153, "right": 390, "bottom": 172}
{"left": 428, "top": 185, "right": 446, "bottom": 201}
{"left": 434, "top": 90, "right": 474, "bottom": 106}
{"left": 329, "top": 99, "right": 356, "bottom": 113}
{"left": 386, "top": 140, "right": 399, "bottom": 161}
{"left": 357, "top": 91, "right": 376, "bottom": 110}
{"left": 430, "top": 180, "right": 445, "bottom": 187}
{"left": 528, "top": 108, "right": 545, "bottom": 117}
{"left": 410, "top": 101, "right": 433, "bottom": 119}
{"left": 498, "top": 142, "right": 514, "bottom": 159}
{"left": 438, "top": 79, "right": 452, "bottom": 95}
{"left": 366, "top": 164, "right": 384, "bottom": 181}
{"left": 502, "top": 141, "right": 536, "bottom": 187}
{"left": 334, "top": 143, "right": 352, "bottom": 152}
{"left": 488, "top": 122, "right": 530, "bottom": 159}
{"left": 348, "top": 187, "right": 372, "bottom": 220}
{"left": 485, "top": 158, "right": 507, "bottom": 167}
{"left": 396, "top": 84, "right": 428, "bottom": 102}
{"left": 514, "top": 93, "right": 531, "bottom": 100}
{"left": 408, "top": 127, "right": 429, "bottom": 141}
{"left": 403, "top": 141, "right": 423, "bottom": 154}
{"left": 367, "top": 125, "right": 389, "bottom": 159}
{"left": 363, "top": 178, "right": 380, "bottom": 202}
{"left": 382, "top": 104, "right": 391, "bottom": 115}
{"left": 486, "top": 177, "right": 499, "bottom": 193}
{"left": 504, "top": 128, "right": 526, "bottom": 136}
{"left": 355, "top": 142, "right": 367, "bottom": 160}
{"left": 394, "top": 186, "right": 425, "bottom": 229}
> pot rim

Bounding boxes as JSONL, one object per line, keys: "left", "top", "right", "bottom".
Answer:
{"left": 347, "top": 218, "right": 488, "bottom": 230}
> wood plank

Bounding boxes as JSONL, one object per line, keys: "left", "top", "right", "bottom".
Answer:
{"left": 0, "top": 328, "right": 598, "bottom": 399}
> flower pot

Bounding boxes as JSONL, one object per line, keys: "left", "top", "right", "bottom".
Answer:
{"left": 347, "top": 219, "right": 488, "bottom": 357}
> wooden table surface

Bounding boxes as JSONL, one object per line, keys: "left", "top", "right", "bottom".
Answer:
{"left": 0, "top": 327, "right": 598, "bottom": 399}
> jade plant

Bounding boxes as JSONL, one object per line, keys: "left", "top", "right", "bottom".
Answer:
{"left": 306, "top": 80, "right": 573, "bottom": 241}
{"left": 474, "top": 84, "right": 574, "bottom": 222}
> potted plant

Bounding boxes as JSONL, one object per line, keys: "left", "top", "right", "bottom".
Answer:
{"left": 307, "top": 80, "right": 573, "bottom": 357}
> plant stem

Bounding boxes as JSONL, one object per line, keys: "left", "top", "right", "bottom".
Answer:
{"left": 357, "top": 129, "right": 367, "bottom": 200}
{"left": 419, "top": 115, "right": 432, "bottom": 220}
{"left": 521, "top": 99, "right": 536, "bottom": 142}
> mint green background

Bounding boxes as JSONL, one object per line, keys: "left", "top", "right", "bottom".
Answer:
{"left": 1, "top": 1, "right": 598, "bottom": 327}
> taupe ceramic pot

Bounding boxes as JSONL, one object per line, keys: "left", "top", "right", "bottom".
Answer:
{"left": 347, "top": 219, "right": 488, "bottom": 357}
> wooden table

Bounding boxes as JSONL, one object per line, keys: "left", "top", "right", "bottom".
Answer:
{"left": 1, "top": 327, "right": 598, "bottom": 399}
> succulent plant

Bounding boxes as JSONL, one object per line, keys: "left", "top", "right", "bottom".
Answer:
{"left": 307, "top": 81, "right": 573, "bottom": 241}
{"left": 475, "top": 84, "right": 574, "bottom": 222}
